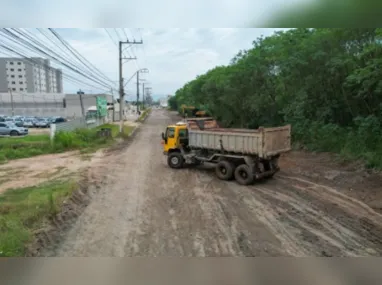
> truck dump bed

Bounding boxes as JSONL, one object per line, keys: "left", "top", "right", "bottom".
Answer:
{"left": 188, "top": 125, "right": 291, "bottom": 158}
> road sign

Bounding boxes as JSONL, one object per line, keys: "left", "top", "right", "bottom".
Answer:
{"left": 96, "top": 96, "right": 108, "bottom": 117}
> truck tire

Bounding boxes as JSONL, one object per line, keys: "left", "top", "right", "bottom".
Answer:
{"left": 167, "top": 152, "right": 184, "bottom": 169}
{"left": 234, "top": 164, "right": 254, "bottom": 185}
{"left": 215, "top": 160, "right": 234, "bottom": 180}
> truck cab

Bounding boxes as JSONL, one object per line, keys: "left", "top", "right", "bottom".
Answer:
{"left": 161, "top": 122, "right": 188, "bottom": 155}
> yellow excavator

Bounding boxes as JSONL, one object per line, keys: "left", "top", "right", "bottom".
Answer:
{"left": 180, "top": 104, "right": 207, "bottom": 118}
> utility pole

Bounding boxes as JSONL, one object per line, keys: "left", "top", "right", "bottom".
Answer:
{"left": 145, "top": 87, "right": 152, "bottom": 107}
{"left": 77, "top": 89, "right": 85, "bottom": 117}
{"left": 119, "top": 39, "right": 142, "bottom": 133}
{"left": 9, "top": 88, "right": 14, "bottom": 116}
{"left": 136, "top": 71, "right": 140, "bottom": 114}
{"left": 142, "top": 81, "right": 145, "bottom": 110}
{"left": 145, "top": 87, "right": 152, "bottom": 106}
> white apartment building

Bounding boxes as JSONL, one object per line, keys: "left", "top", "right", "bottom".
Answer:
{"left": 0, "top": 57, "right": 63, "bottom": 93}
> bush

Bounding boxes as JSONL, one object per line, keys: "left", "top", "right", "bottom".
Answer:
{"left": 0, "top": 124, "right": 133, "bottom": 163}
{"left": 292, "top": 116, "right": 382, "bottom": 169}
{"left": 53, "top": 127, "right": 112, "bottom": 150}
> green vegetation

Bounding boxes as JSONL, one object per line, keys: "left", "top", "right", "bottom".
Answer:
{"left": 0, "top": 135, "right": 51, "bottom": 163}
{"left": 137, "top": 108, "right": 151, "bottom": 122}
{"left": 170, "top": 28, "right": 382, "bottom": 169}
{"left": 0, "top": 179, "right": 77, "bottom": 257}
{"left": 0, "top": 124, "right": 135, "bottom": 163}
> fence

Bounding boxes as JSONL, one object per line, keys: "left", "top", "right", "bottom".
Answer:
{"left": 50, "top": 117, "right": 105, "bottom": 140}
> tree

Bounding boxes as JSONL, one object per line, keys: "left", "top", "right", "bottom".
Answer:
{"left": 171, "top": 28, "right": 382, "bottom": 168}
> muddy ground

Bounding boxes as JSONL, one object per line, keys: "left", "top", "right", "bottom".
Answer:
{"left": 0, "top": 120, "right": 139, "bottom": 193}
{"left": 37, "top": 109, "right": 382, "bottom": 257}
{"left": 0, "top": 150, "right": 105, "bottom": 194}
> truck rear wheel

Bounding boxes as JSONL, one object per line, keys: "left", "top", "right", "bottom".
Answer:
{"left": 215, "top": 160, "right": 234, "bottom": 180}
{"left": 234, "top": 164, "right": 254, "bottom": 185}
{"left": 167, "top": 152, "right": 184, "bottom": 169}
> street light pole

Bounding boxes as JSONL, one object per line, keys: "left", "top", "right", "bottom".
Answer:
{"left": 9, "top": 88, "right": 14, "bottom": 116}
{"left": 136, "top": 70, "right": 140, "bottom": 114}
{"left": 118, "top": 39, "right": 142, "bottom": 133}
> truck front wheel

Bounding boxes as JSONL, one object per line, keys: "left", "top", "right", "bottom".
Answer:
{"left": 215, "top": 160, "right": 234, "bottom": 180}
{"left": 234, "top": 164, "right": 254, "bottom": 185}
{"left": 167, "top": 152, "right": 184, "bottom": 169}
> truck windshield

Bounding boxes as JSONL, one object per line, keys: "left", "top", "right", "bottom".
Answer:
{"left": 166, "top": 127, "right": 175, "bottom": 138}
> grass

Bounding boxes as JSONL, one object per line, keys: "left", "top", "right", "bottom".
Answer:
{"left": 136, "top": 108, "right": 151, "bottom": 122}
{"left": 0, "top": 124, "right": 135, "bottom": 163}
{"left": 0, "top": 179, "right": 77, "bottom": 257}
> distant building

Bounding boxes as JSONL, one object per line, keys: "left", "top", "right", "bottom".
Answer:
{"left": 159, "top": 95, "right": 172, "bottom": 107}
{"left": 0, "top": 57, "right": 63, "bottom": 93}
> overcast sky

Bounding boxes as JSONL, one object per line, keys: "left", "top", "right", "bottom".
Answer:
{"left": 53, "top": 28, "right": 287, "bottom": 100}
{"left": 0, "top": 0, "right": 313, "bottom": 100}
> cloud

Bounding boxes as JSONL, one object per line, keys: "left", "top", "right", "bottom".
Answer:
{"left": 1, "top": 0, "right": 312, "bottom": 27}
{"left": 0, "top": 28, "right": 284, "bottom": 99}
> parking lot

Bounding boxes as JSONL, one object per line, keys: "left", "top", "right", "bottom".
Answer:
{"left": 0, "top": 115, "right": 66, "bottom": 136}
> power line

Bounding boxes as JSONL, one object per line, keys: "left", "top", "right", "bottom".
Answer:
{"left": 48, "top": 28, "right": 116, "bottom": 85}
{"left": 0, "top": 42, "right": 114, "bottom": 94}
{"left": 1, "top": 29, "right": 109, "bottom": 90}
{"left": 33, "top": 28, "right": 115, "bottom": 92}
{"left": 122, "top": 29, "right": 129, "bottom": 41}
{"left": 112, "top": 28, "right": 139, "bottom": 71}
{"left": 15, "top": 28, "right": 109, "bottom": 86}
{"left": 105, "top": 28, "right": 118, "bottom": 46}
{"left": 0, "top": 28, "right": 114, "bottom": 90}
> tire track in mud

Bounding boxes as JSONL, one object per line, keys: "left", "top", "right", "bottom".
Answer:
{"left": 225, "top": 182, "right": 307, "bottom": 257}
{"left": 246, "top": 175, "right": 382, "bottom": 256}
{"left": 184, "top": 169, "right": 286, "bottom": 257}
{"left": 41, "top": 110, "right": 382, "bottom": 257}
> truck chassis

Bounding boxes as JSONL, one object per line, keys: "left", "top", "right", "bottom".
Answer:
{"left": 166, "top": 147, "right": 280, "bottom": 185}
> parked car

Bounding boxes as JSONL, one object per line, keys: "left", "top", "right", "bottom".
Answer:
{"left": 23, "top": 118, "right": 35, "bottom": 127}
{"left": 4, "top": 117, "right": 24, "bottom": 127}
{"left": 49, "top": 117, "right": 66, "bottom": 124}
{"left": 0, "top": 122, "right": 28, "bottom": 136}
{"left": 31, "top": 117, "right": 40, "bottom": 127}
{"left": 35, "top": 118, "right": 50, "bottom": 128}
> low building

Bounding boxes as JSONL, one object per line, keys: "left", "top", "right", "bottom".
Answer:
{"left": 64, "top": 93, "right": 114, "bottom": 118}
{"left": 0, "top": 92, "right": 65, "bottom": 117}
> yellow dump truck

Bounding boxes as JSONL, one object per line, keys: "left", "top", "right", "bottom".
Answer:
{"left": 161, "top": 118, "right": 291, "bottom": 185}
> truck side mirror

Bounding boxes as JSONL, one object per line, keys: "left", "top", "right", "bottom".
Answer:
{"left": 161, "top": 132, "right": 165, "bottom": 140}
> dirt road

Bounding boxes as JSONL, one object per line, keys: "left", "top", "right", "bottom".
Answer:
{"left": 44, "top": 109, "right": 382, "bottom": 257}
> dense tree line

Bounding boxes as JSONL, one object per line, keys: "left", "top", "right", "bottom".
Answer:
{"left": 169, "top": 29, "right": 382, "bottom": 168}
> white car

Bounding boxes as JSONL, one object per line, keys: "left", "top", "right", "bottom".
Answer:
{"left": 35, "top": 119, "right": 50, "bottom": 128}
{"left": 23, "top": 119, "right": 35, "bottom": 127}
{"left": 0, "top": 122, "right": 28, "bottom": 136}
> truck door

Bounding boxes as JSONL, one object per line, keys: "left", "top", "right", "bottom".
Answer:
{"left": 178, "top": 128, "right": 188, "bottom": 145}
{"left": 165, "top": 127, "right": 177, "bottom": 150}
